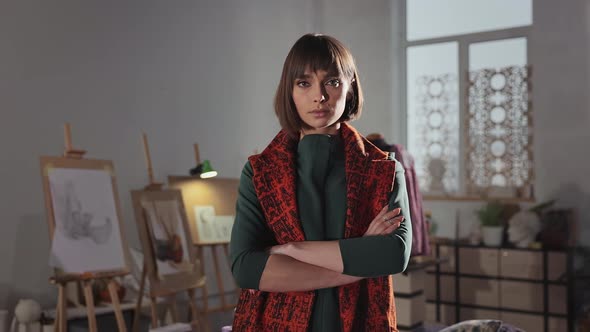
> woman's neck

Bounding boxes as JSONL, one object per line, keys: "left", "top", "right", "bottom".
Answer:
{"left": 300, "top": 122, "right": 341, "bottom": 139}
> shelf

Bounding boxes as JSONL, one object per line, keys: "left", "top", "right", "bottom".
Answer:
{"left": 404, "top": 256, "right": 450, "bottom": 273}
{"left": 426, "top": 271, "right": 567, "bottom": 285}
{"left": 423, "top": 195, "right": 535, "bottom": 203}
{"left": 426, "top": 300, "right": 568, "bottom": 318}
{"left": 429, "top": 239, "right": 571, "bottom": 252}
{"left": 427, "top": 242, "right": 578, "bottom": 332}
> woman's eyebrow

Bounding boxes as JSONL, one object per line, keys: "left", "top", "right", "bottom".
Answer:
{"left": 295, "top": 73, "right": 312, "bottom": 79}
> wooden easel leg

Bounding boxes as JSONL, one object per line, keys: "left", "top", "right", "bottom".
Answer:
{"left": 187, "top": 289, "right": 199, "bottom": 324}
{"left": 108, "top": 279, "right": 128, "bottom": 332}
{"left": 187, "top": 288, "right": 209, "bottom": 332}
{"left": 55, "top": 286, "right": 61, "bottom": 332}
{"left": 53, "top": 313, "right": 59, "bottom": 332}
{"left": 82, "top": 281, "right": 98, "bottom": 332}
{"left": 133, "top": 262, "right": 148, "bottom": 332}
{"left": 56, "top": 283, "right": 67, "bottom": 332}
{"left": 150, "top": 296, "right": 158, "bottom": 328}
{"left": 198, "top": 248, "right": 209, "bottom": 313}
{"left": 211, "top": 245, "right": 227, "bottom": 309}
{"left": 168, "top": 295, "right": 179, "bottom": 323}
{"left": 222, "top": 243, "right": 229, "bottom": 259}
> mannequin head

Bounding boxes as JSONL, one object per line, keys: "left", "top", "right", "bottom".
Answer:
{"left": 507, "top": 210, "right": 541, "bottom": 248}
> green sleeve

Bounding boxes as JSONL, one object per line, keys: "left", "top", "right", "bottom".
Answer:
{"left": 338, "top": 161, "right": 413, "bottom": 277}
{"left": 229, "top": 162, "right": 276, "bottom": 289}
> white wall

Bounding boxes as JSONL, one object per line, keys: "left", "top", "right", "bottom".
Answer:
{"left": 0, "top": 0, "right": 394, "bottom": 314}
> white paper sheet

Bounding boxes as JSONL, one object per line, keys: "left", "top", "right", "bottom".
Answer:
{"left": 47, "top": 168, "right": 126, "bottom": 273}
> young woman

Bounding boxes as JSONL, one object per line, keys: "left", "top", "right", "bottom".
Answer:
{"left": 230, "top": 33, "right": 412, "bottom": 332}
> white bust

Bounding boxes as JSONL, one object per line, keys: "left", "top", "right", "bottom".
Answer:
{"left": 14, "top": 299, "right": 42, "bottom": 323}
{"left": 507, "top": 210, "right": 541, "bottom": 248}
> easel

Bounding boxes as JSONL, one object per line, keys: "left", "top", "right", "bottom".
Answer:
{"left": 45, "top": 123, "right": 129, "bottom": 332}
{"left": 168, "top": 144, "right": 239, "bottom": 313}
{"left": 194, "top": 241, "right": 236, "bottom": 313}
{"left": 50, "top": 272, "right": 128, "bottom": 332}
{"left": 131, "top": 133, "right": 206, "bottom": 332}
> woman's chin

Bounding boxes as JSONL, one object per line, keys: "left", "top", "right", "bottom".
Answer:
{"left": 303, "top": 121, "right": 340, "bottom": 135}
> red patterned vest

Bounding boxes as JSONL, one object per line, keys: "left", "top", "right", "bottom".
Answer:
{"left": 233, "top": 123, "right": 399, "bottom": 332}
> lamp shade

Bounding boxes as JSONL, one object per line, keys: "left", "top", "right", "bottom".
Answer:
{"left": 198, "top": 160, "right": 217, "bottom": 179}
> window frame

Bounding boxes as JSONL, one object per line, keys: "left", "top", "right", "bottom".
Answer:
{"left": 399, "top": 0, "right": 533, "bottom": 201}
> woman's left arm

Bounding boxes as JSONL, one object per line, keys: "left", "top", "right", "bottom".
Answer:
{"left": 272, "top": 163, "right": 413, "bottom": 277}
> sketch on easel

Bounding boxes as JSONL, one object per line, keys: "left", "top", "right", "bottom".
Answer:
{"left": 194, "top": 205, "right": 234, "bottom": 244}
{"left": 131, "top": 189, "right": 203, "bottom": 296}
{"left": 46, "top": 167, "right": 126, "bottom": 274}
{"left": 141, "top": 199, "right": 193, "bottom": 278}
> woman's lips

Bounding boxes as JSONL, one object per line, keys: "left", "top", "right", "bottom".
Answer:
{"left": 310, "top": 109, "right": 330, "bottom": 118}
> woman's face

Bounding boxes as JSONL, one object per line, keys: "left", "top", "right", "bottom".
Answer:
{"left": 292, "top": 68, "right": 351, "bottom": 136}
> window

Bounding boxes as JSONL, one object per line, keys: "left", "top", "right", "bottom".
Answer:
{"left": 403, "top": 1, "right": 533, "bottom": 199}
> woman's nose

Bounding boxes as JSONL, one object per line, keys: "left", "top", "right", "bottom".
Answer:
{"left": 313, "top": 87, "right": 327, "bottom": 103}
{"left": 314, "top": 94, "right": 326, "bottom": 103}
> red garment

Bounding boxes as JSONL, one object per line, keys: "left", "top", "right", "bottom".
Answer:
{"left": 232, "top": 123, "right": 399, "bottom": 332}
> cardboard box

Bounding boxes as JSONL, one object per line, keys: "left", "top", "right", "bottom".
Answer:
{"left": 549, "top": 285, "right": 567, "bottom": 314}
{"left": 394, "top": 270, "right": 425, "bottom": 294}
{"left": 500, "top": 250, "right": 542, "bottom": 279}
{"left": 426, "top": 303, "right": 456, "bottom": 326}
{"left": 439, "top": 246, "right": 456, "bottom": 273}
{"left": 548, "top": 252, "right": 567, "bottom": 281}
{"left": 460, "top": 308, "right": 500, "bottom": 321}
{"left": 425, "top": 275, "right": 456, "bottom": 302}
{"left": 459, "top": 277, "right": 499, "bottom": 307}
{"left": 459, "top": 248, "right": 498, "bottom": 276}
{"left": 395, "top": 293, "right": 426, "bottom": 327}
{"left": 500, "top": 312, "right": 543, "bottom": 332}
{"left": 549, "top": 317, "right": 568, "bottom": 331}
{"left": 425, "top": 273, "right": 436, "bottom": 300}
{"left": 500, "top": 281, "right": 543, "bottom": 311}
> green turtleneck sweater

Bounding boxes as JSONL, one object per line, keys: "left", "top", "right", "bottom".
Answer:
{"left": 230, "top": 134, "right": 412, "bottom": 331}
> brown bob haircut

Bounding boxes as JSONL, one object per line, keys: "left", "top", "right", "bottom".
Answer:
{"left": 274, "top": 33, "right": 364, "bottom": 138}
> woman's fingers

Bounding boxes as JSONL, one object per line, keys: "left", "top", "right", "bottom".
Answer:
{"left": 378, "top": 214, "right": 404, "bottom": 233}
{"left": 371, "top": 214, "right": 404, "bottom": 235}
{"left": 380, "top": 215, "right": 404, "bottom": 232}
{"left": 364, "top": 207, "right": 404, "bottom": 236}
{"left": 375, "top": 205, "right": 389, "bottom": 219}
{"left": 382, "top": 208, "right": 401, "bottom": 221}
{"left": 381, "top": 216, "right": 404, "bottom": 234}
{"left": 366, "top": 205, "right": 388, "bottom": 234}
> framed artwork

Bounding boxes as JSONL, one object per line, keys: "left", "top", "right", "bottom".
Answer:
{"left": 193, "top": 205, "right": 234, "bottom": 244}
{"left": 131, "top": 189, "right": 204, "bottom": 296}
{"left": 167, "top": 176, "right": 239, "bottom": 245}
{"left": 40, "top": 156, "right": 130, "bottom": 280}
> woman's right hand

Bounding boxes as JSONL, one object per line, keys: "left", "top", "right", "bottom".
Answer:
{"left": 363, "top": 206, "right": 404, "bottom": 236}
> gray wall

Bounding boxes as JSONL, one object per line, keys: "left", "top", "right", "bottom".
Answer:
{"left": 532, "top": 0, "right": 590, "bottom": 241}
{"left": 0, "top": 0, "right": 588, "bottom": 320}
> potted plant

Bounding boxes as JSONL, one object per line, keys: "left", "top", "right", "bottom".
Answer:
{"left": 476, "top": 201, "right": 504, "bottom": 246}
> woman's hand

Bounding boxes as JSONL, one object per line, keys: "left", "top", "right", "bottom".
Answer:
{"left": 364, "top": 206, "right": 404, "bottom": 236}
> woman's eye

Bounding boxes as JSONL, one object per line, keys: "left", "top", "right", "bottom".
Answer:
{"left": 296, "top": 81, "right": 310, "bottom": 87}
{"left": 326, "top": 79, "right": 341, "bottom": 87}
